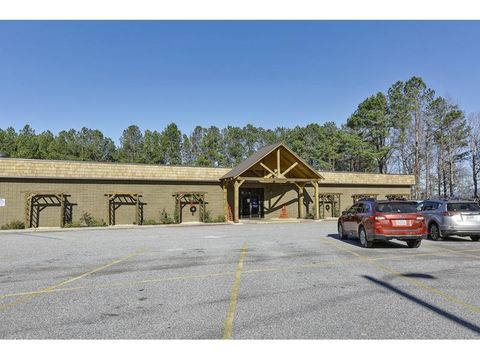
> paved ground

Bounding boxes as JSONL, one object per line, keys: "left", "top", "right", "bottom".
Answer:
{"left": 1, "top": 221, "right": 480, "bottom": 339}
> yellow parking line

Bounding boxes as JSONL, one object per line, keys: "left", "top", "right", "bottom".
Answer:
{"left": 320, "top": 237, "right": 480, "bottom": 314}
{"left": 0, "top": 248, "right": 148, "bottom": 312}
{"left": 222, "top": 241, "right": 247, "bottom": 339}
{"left": 0, "top": 270, "right": 237, "bottom": 299}
{"left": 2, "top": 246, "right": 479, "bottom": 300}
{"left": 429, "top": 245, "right": 480, "bottom": 259}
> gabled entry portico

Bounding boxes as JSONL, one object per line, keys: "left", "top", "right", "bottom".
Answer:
{"left": 220, "top": 142, "right": 324, "bottom": 223}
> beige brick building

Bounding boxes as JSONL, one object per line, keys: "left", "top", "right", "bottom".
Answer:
{"left": 0, "top": 143, "right": 415, "bottom": 228}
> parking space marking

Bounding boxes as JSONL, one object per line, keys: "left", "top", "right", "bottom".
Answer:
{"left": 428, "top": 244, "right": 480, "bottom": 259}
{"left": 222, "top": 241, "right": 247, "bottom": 339}
{"left": 0, "top": 247, "right": 148, "bottom": 312}
{"left": 2, "top": 246, "right": 480, "bottom": 300}
{"left": 320, "top": 237, "right": 480, "bottom": 315}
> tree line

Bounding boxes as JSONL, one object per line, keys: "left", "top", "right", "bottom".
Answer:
{"left": 1, "top": 76, "right": 478, "bottom": 199}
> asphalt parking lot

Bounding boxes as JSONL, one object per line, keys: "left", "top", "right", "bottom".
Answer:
{"left": 1, "top": 221, "right": 480, "bottom": 339}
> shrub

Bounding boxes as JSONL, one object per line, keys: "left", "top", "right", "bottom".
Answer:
{"left": 64, "top": 221, "right": 82, "bottom": 228}
{"left": 1, "top": 220, "right": 25, "bottom": 230}
{"left": 204, "top": 211, "right": 226, "bottom": 223}
{"left": 80, "top": 212, "right": 106, "bottom": 227}
{"left": 143, "top": 219, "right": 159, "bottom": 225}
{"left": 160, "top": 208, "right": 175, "bottom": 224}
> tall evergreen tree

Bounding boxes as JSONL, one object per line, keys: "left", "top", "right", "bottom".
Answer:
{"left": 160, "top": 123, "right": 182, "bottom": 165}
{"left": 0, "top": 127, "right": 17, "bottom": 157}
{"left": 15, "top": 125, "right": 38, "bottom": 159}
{"left": 346, "top": 92, "right": 392, "bottom": 173}
{"left": 118, "top": 125, "right": 144, "bottom": 163}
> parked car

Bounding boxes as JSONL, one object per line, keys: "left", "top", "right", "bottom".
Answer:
{"left": 417, "top": 200, "right": 480, "bottom": 241}
{"left": 337, "top": 200, "right": 427, "bottom": 248}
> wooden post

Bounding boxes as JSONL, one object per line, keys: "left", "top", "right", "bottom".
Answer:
{"left": 338, "top": 194, "right": 341, "bottom": 217}
{"left": 277, "top": 148, "right": 281, "bottom": 175}
{"left": 223, "top": 181, "right": 228, "bottom": 221}
{"left": 59, "top": 194, "right": 65, "bottom": 227}
{"left": 234, "top": 180, "right": 240, "bottom": 223}
{"left": 135, "top": 194, "right": 140, "bottom": 225}
{"left": 313, "top": 181, "right": 320, "bottom": 220}
{"left": 296, "top": 184, "right": 305, "bottom": 219}
{"left": 24, "top": 193, "right": 31, "bottom": 228}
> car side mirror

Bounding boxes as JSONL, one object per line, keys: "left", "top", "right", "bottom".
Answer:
{"left": 341, "top": 211, "right": 347, "bottom": 216}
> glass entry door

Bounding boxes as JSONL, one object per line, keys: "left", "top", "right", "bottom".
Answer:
{"left": 240, "top": 188, "right": 264, "bottom": 219}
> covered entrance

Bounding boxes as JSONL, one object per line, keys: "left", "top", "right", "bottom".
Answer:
{"left": 240, "top": 188, "right": 264, "bottom": 219}
{"left": 220, "top": 142, "right": 324, "bottom": 223}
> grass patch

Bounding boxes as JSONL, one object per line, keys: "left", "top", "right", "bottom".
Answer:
{"left": 1, "top": 220, "right": 25, "bottom": 230}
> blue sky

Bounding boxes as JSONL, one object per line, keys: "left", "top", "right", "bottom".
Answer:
{"left": 0, "top": 21, "right": 479, "bottom": 142}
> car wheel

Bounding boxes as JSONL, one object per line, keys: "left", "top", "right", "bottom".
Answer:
{"left": 471, "top": 236, "right": 480, "bottom": 242}
{"left": 429, "top": 223, "right": 441, "bottom": 241}
{"left": 407, "top": 239, "right": 422, "bottom": 248}
{"left": 359, "top": 227, "right": 373, "bottom": 248}
{"left": 338, "top": 223, "right": 347, "bottom": 239}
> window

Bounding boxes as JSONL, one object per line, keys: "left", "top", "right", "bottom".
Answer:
{"left": 447, "top": 203, "right": 480, "bottom": 212}
{"left": 375, "top": 202, "right": 417, "bottom": 213}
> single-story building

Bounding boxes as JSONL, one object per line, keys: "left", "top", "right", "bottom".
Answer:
{"left": 0, "top": 142, "right": 415, "bottom": 228}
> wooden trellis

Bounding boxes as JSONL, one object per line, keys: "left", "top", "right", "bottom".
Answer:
{"left": 105, "top": 193, "right": 144, "bottom": 226}
{"left": 24, "top": 193, "right": 74, "bottom": 228}
{"left": 318, "top": 193, "right": 342, "bottom": 218}
{"left": 352, "top": 194, "right": 378, "bottom": 204}
{"left": 173, "top": 192, "right": 207, "bottom": 223}
{"left": 386, "top": 194, "right": 409, "bottom": 201}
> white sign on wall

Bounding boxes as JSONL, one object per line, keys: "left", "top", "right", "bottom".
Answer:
{"left": 0, "top": 199, "right": 5, "bottom": 207}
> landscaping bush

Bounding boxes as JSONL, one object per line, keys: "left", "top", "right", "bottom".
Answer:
{"left": 63, "top": 221, "right": 82, "bottom": 228}
{"left": 204, "top": 211, "right": 226, "bottom": 223}
{"left": 80, "top": 212, "right": 106, "bottom": 227}
{"left": 160, "top": 208, "right": 175, "bottom": 224}
{"left": 143, "top": 219, "right": 159, "bottom": 225}
{"left": 1, "top": 220, "right": 25, "bottom": 230}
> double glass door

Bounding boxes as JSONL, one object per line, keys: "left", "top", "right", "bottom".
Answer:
{"left": 240, "top": 188, "right": 264, "bottom": 219}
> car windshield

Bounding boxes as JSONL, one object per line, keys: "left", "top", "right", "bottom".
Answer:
{"left": 447, "top": 203, "right": 480, "bottom": 212}
{"left": 375, "top": 202, "right": 417, "bottom": 213}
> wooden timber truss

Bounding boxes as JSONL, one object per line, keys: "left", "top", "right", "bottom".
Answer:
{"left": 173, "top": 192, "right": 207, "bottom": 223}
{"left": 105, "top": 193, "right": 144, "bottom": 226}
{"left": 352, "top": 194, "right": 379, "bottom": 204}
{"left": 24, "top": 193, "right": 75, "bottom": 228}
{"left": 220, "top": 143, "right": 324, "bottom": 222}
{"left": 318, "top": 193, "right": 342, "bottom": 218}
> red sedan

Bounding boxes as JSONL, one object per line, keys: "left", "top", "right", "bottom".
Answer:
{"left": 337, "top": 200, "right": 427, "bottom": 248}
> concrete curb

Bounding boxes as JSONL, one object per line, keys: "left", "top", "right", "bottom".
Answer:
{"left": 0, "top": 219, "right": 326, "bottom": 234}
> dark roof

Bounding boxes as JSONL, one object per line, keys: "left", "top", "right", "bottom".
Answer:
{"left": 220, "top": 142, "right": 323, "bottom": 180}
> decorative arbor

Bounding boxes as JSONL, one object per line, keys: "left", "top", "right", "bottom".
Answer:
{"left": 24, "top": 193, "right": 74, "bottom": 228}
{"left": 220, "top": 142, "right": 324, "bottom": 223}
{"left": 172, "top": 192, "right": 207, "bottom": 223}
{"left": 105, "top": 193, "right": 144, "bottom": 225}
{"left": 352, "top": 194, "right": 378, "bottom": 204}
{"left": 318, "top": 193, "right": 342, "bottom": 218}
{"left": 386, "top": 194, "right": 409, "bottom": 200}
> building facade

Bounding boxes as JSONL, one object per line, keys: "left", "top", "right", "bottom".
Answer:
{"left": 0, "top": 143, "right": 415, "bottom": 228}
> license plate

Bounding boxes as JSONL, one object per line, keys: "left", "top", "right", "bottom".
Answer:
{"left": 394, "top": 219, "right": 407, "bottom": 226}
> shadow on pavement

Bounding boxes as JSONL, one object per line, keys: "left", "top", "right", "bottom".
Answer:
{"left": 363, "top": 275, "right": 480, "bottom": 336}
{"left": 327, "top": 233, "right": 407, "bottom": 248}
{"left": 425, "top": 236, "right": 475, "bottom": 243}
{"left": 400, "top": 273, "right": 437, "bottom": 279}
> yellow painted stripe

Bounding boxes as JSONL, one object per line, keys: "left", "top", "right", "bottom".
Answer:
{"left": 1, "top": 246, "right": 478, "bottom": 300}
{"left": 0, "top": 248, "right": 148, "bottom": 312}
{"left": 222, "top": 241, "right": 247, "bottom": 339}
{"left": 321, "top": 237, "right": 480, "bottom": 314}
{"left": 431, "top": 245, "right": 480, "bottom": 259}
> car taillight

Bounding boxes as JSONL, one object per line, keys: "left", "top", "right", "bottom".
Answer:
{"left": 416, "top": 216, "right": 424, "bottom": 221}
{"left": 374, "top": 216, "right": 386, "bottom": 221}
